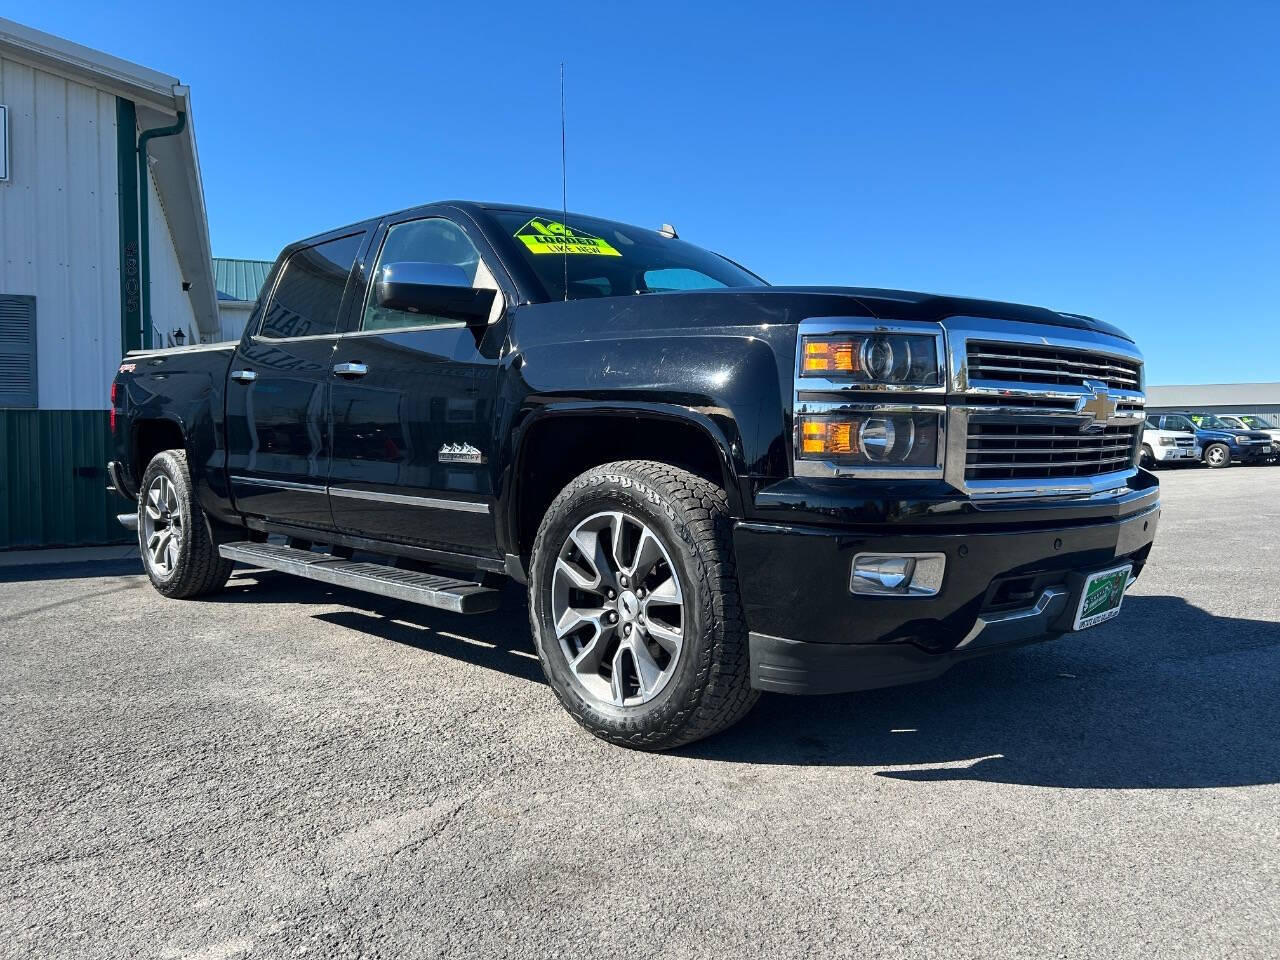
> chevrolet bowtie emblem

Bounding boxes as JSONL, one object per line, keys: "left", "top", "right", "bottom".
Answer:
{"left": 1076, "top": 380, "right": 1117, "bottom": 431}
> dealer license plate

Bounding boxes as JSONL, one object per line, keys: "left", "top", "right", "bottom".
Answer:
{"left": 1263, "top": 445, "right": 1273, "bottom": 454}
{"left": 1073, "top": 564, "right": 1132, "bottom": 631}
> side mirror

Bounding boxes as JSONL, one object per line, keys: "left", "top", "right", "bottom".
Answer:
{"left": 374, "top": 262, "right": 496, "bottom": 324}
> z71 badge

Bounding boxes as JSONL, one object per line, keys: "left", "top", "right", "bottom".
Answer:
{"left": 438, "top": 442, "right": 484, "bottom": 465}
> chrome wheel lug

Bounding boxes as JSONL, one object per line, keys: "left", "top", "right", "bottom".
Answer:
{"left": 607, "top": 611, "right": 618, "bottom": 624}
{"left": 606, "top": 589, "right": 616, "bottom": 600}
{"left": 623, "top": 623, "right": 632, "bottom": 636}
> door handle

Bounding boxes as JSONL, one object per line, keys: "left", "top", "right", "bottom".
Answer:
{"left": 230, "top": 369, "right": 257, "bottom": 383}
{"left": 333, "top": 362, "right": 369, "bottom": 378}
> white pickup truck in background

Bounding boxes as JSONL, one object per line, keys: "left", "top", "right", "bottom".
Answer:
{"left": 1141, "top": 421, "right": 1201, "bottom": 469}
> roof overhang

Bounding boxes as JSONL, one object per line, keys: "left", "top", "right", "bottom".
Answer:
{"left": 0, "top": 18, "right": 220, "bottom": 336}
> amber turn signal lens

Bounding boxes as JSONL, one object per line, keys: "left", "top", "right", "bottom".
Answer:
{"left": 802, "top": 338, "right": 858, "bottom": 375}
{"left": 800, "top": 418, "right": 857, "bottom": 456}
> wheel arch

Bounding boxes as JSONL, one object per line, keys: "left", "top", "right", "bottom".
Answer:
{"left": 503, "top": 403, "right": 746, "bottom": 567}
{"left": 129, "top": 416, "right": 188, "bottom": 486}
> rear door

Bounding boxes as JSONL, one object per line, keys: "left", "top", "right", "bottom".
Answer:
{"left": 224, "top": 230, "right": 366, "bottom": 530}
{"left": 326, "top": 214, "right": 507, "bottom": 556}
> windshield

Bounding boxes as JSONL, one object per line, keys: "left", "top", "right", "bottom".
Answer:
{"left": 487, "top": 209, "right": 766, "bottom": 301}
{"left": 1190, "top": 414, "right": 1233, "bottom": 430}
{"left": 1237, "top": 414, "right": 1278, "bottom": 430}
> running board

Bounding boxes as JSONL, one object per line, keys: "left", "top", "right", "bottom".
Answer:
{"left": 218, "top": 542, "right": 501, "bottom": 614}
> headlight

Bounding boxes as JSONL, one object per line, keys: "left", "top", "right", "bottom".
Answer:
{"left": 796, "top": 410, "right": 942, "bottom": 469}
{"left": 1158, "top": 437, "right": 1177, "bottom": 446}
{"left": 800, "top": 333, "right": 941, "bottom": 386}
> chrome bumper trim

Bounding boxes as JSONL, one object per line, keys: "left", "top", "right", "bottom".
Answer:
{"left": 956, "top": 586, "right": 1071, "bottom": 650}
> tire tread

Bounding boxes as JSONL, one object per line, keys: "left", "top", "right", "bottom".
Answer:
{"left": 529, "top": 460, "right": 758, "bottom": 750}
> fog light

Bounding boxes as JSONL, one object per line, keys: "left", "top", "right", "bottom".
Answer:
{"left": 851, "top": 553, "right": 946, "bottom": 596}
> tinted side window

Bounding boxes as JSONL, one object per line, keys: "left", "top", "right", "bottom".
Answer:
{"left": 259, "top": 233, "right": 363, "bottom": 339}
{"left": 362, "top": 218, "right": 500, "bottom": 332}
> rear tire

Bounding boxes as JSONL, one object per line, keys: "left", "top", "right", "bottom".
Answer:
{"left": 528, "top": 460, "right": 758, "bottom": 750}
{"left": 1204, "top": 443, "right": 1231, "bottom": 469}
{"left": 138, "top": 450, "right": 234, "bottom": 598}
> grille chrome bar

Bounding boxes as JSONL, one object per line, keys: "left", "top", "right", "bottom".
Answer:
{"left": 943, "top": 317, "right": 1145, "bottom": 498}
{"left": 966, "top": 340, "right": 1143, "bottom": 390}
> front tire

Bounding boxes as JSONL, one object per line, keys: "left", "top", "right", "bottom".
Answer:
{"left": 138, "top": 450, "right": 234, "bottom": 598}
{"left": 1139, "top": 445, "right": 1156, "bottom": 470}
{"left": 1204, "top": 443, "right": 1231, "bottom": 469}
{"left": 528, "top": 461, "right": 758, "bottom": 750}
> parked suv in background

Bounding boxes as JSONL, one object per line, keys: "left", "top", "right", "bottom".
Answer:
{"left": 108, "top": 200, "right": 1160, "bottom": 749}
{"left": 1217, "top": 414, "right": 1280, "bottom": 454}
{"left": 1140, "top": 420, "right": 1200, "bottom": 469}
{"left": 1150, "top": 413, "right": 1273, "bottom": 468}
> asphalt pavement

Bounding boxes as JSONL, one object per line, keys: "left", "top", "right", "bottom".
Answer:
{"left": 2, "top": 466, "right": 1278, "bottom": 959}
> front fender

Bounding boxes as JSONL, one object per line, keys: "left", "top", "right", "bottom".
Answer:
{"left": 512, "top": 332, "right": 790, "bottom": 482}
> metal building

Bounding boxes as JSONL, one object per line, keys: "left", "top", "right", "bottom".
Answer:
{"left": 214, "top": 257, "right": 273, "bottom": 342}
{"left": 0, "top": 18, "right": 217, "bottom": 549}
{"left": 1145, "top": 383, "right": 1280, "bottom": 417}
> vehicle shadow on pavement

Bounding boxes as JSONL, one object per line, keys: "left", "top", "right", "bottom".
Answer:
{"left": 681, "top": 595, "right": 1280, "bottom": 790}
{"left": 217, "top": 570, "right": 546, "bottom": 685}
{"left": 213, "top": 574, "right": 1280, "bottom": 789}
{"left": 0, "top": 557, "right": 142, "bottom": 583}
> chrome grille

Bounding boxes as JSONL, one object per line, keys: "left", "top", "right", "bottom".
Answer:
{"left": 965, "top": 423, "right": 1140, "bottom": 480}
{"left": 966, "top": 341, "right": 1141, "bottom": 390}
{"left": 1175, "top": 436, "right": 1193, "bottom": 448}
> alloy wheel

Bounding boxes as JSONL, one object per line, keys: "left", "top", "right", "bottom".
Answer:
{"left": 142, "top": 474, "right": 183, "bottom": 578}
{"left": 550, "top": 511, "right": 685, "bottom": 708}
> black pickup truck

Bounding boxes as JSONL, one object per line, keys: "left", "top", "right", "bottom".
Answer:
{"left": 109, "top": 201, "right": 1160, "bottom": 749}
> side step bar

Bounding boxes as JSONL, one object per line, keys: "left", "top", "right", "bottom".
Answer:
{"left": 218, "top": 541, "right": 501, "bottom": 614}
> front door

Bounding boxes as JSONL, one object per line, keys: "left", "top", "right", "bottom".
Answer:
{"left": 225, "top": 231, "right": 365, "bottom": 530}
{"left": 327, "top": 215, "right": 505, "bottom": 556}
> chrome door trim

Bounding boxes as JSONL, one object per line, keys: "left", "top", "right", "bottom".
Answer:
{"left": 231, "top": 475, "right": 327, "bottom": 493}
{"left": 328, "top": 486, "right": 491, "bottom": 514}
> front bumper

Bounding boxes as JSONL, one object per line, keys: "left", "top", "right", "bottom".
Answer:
{"left": 1152, "top": 445, "right": 1199, "bottom": 462}
{"left": 735, "top": 495, "right": 1159, "bottom": 695}
{"left": 1233, "top": 443, "right": 1274, "bottom": 462}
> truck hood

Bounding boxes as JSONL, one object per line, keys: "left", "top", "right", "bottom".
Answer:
{"left": 762, "top": 286, "right": 1133, "bottom": 343}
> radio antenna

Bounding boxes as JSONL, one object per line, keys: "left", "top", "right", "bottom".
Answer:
{"left": 560, "top": 61, "right": 568, "bottom": 301}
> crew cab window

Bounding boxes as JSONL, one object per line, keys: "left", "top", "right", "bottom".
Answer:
{"left": 362, "top": 218, "right": 502, "bottom": 331}
{"left": 258, "top": 233, "right": 363, "bottom": 339}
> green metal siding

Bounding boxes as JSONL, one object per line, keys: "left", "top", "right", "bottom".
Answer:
{"left": 0, "top": 410, "right": 130, "bottom": 549}
{"left": 213, "top": 257, "right": 273, "bottom": 303}
{"left": 116, "top": 98, "right": 142, "bottom": 354}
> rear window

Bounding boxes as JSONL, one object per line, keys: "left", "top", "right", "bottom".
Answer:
{"left": 259, "top": 233, "right": 363, "bottom": 339}
{"left": 489, "top": 210, "right": 764, "bottom": 301}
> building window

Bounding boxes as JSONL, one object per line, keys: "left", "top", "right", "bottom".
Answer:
{"left": 0, "top": 295, "right": 37, "bottom": 409}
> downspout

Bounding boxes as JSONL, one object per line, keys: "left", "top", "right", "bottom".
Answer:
{"left": 137, "top": 111, "right": 186, "bottom": 350}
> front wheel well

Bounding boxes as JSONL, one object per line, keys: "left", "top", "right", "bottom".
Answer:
{"left": 131, "top": 418, "right": 186, "bottom": 486}
{"left": 513, "top": 413, "right": 735, "bottom": 561}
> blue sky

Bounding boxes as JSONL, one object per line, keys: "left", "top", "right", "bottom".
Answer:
{"left": 21, "top": 1, "right": 1280, "bottom": 384}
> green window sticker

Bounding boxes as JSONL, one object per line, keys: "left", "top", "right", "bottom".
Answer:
{"left": 514, "top": 217, "right": 621, "bottom": 256}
